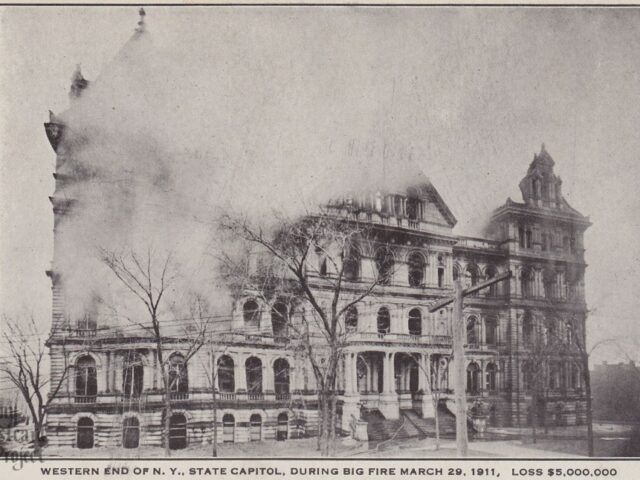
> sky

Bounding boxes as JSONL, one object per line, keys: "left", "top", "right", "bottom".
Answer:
{"left": 1, "top": 6, "right": 639, "bottom": 364}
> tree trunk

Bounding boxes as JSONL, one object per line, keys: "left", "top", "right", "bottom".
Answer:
{"left": 163, "top": 366, "right": 172, "bottom": 457}
{"left": 532, "top": 396, "right": 537, "bottom": 444}
{"left": 328, "top": 391, "right": 337, "bottom": 456}
{"left": 212, "top": 387, "right": 218, "bottom": 457}
{"left": 33, "top": 421, "right": 44, "bottom": 454}
{"left": 433, "top": 395, "right": 440, "bottom": 450}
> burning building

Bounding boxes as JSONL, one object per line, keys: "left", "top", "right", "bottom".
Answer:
{"left": 44, "top": 11, "right": 591, "bottom": 450}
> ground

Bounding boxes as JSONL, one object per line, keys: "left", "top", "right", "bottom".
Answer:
{"left": 31, "top": 422, "right": 638, "bottom": 459}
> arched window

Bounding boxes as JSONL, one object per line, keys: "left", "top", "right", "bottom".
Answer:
{"left": 466, "top": 362, "right": 480, "bottom": 394}
{"left": 485, "top": 266, "right": 497, "bottom": 297}
{"left": 486, "top": 363, "right": 497, "bottom": 391}
{"left": 217, "top": 355, "right": 235, "bottom": 393}
{"left": 343, "top": 247, "right": 360, "bottom": 281}
{"left": 75, "top": 355, "right": 97, "bottom": 401}
{"left": 271, "top": 303, "right": 288, "bottom": 338}
{"left": 123, "top": 416, "right": 140, "bottom": 449}
{"left": 274, "top": 359, "right": 290, "bottom": 397}
{"left": 250, "top": 414, "right": 262, "bottom": 442}
{"left": 408, "top": 308, "right": 422, "bottom": 336}
{"left": 377, "top": 307, "right": 391, "bottom": 335}
{"left": 466, "top": 316, "right": 479, "bottom": 346}
{"left": 222, "top": 414, "right": 235, "bottom": 443}
{"left": 169, "top": 413, "right": 187, "bottom": 450}
{"left": 245, "top": 357, "right": 263, "bottom": 395}
{"left": 520, "top": 267, "right": 534, "bottom": 298}
{"left": 243, "top": 300, "right": 261, "bottom": 329}
{"left": 437, "top": 255, "right": 445, "bottom": 288}
{"left": 277, "top": 412, "right": 289, "bottom": 441}
{"left": 168, "top": 354, "right": 188, "bottom": 395}
{"left": 345, "top": 306, "right": 358, "bottom": 333}
{"left": 374, "top": 248, "right": 394, "bottom": 285}
{"left": 76, "top": 417, "right": 94, "bottom": 449}
{"left": 543, "top": 267, "right": 556, "bottom": 299}
{"left": 123, "top": 352, "right": 144, "bottom": 398}
{"left": 407, "top": 253, "right": 425, "bottom": 287}
{"left": 453, "top": 264, "right": 460, "bottom": 282}
{"left": 485, "top": 317, "right": 497, "bottom": 346}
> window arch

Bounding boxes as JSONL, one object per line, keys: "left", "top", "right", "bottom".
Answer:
{"left": 243, "top": 300, "right": 261, "bottom": 329}
{"left": 374, "top": 248, "right": 394, "bottom": 285}
{"left": 465, "top": 264, "right": 480, "bottom": 294}
{"left": 408, "top": 308, "right": 422, "bottom": 336}
{"left": 277, "top": 412, "right": 289, "bottom": 441}
{"left": 123, "top": 352, "right": 144, "bottom": 398}
{"left": 466, "top": 316, "right": 479, "bottom": 346}
{"left": 76, "top": 417, "right": 94, "bottom": 449}
{"left": 168, "top": 413, "right": 187, "bottom": 450}
{"left": 377, "top": 307, "right": 391, "bottom": 335}
{"left": 274, "top": 358, "right": 290, "bottom": 397}
{"left": 407, "top": 252, "right": 426, "bottom": 287}
{"left": 245, "top": 357, "right": 263, "bottom": 394}
{"left": 486, "top": 363, "right": 497, "bottom": 391}
{"left": 345, "top": 306, "right": 358, "bottom": 333}
{"left": 168, "top": 353, "right": 188, "bottom": 394}
{"left": 217, "top": 355, "right": 235, "bottom": 393}
{"left": 75, "top": 355, "right": 97, "bottom": 400}
{"left": 271, "top": 302, "right": 288, "bottom": 338}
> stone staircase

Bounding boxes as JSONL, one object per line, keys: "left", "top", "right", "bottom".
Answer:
{"left": 361, "top": 405, "right": 458, "bottom": 443}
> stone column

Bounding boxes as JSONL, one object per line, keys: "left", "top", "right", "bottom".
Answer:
{"left": 344, "top": 353, "right": 353, "bottom": 394}
{"left": 236, "top": 353, "right": 247, "bottom": 392}
{"left": 263, "top": 355, "right": 274, "bottom": 393}
{"left": 105, "top": 351, "right": 111, "bottom": 393}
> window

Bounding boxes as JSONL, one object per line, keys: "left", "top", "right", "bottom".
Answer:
{"left": 486, "top": 363, "right": 497, "bottom": 391}
{"left": 168, "top": 413, "right": 187, "bottom": 450}
{"left": 520, "top": 267, "right": 533, "bottom": 298}
{"left": 523, "top": 312, "right": 533, "bottom": 345}
{"left": 465, "top": 264, "right": 480, "bottom": 295}
{"left": 406, "top": 189, "right": 421, "bottom": 221}
{"left": 453, "top": 265, "right": 460, "bottom": 282}
{"left": 271, "top": 303, "right": 288, "bottom": 338}
{"left": 217, "top": 355, "right": 235, "bottom": 393}
{"left": 277, "top": 413, "right": 289, "bottom": 441}
{"left": 438, "top": 268, "right": 445, "bottom": 288}
{"left": 408, "top": 308, "right": 422, "bottom": 336}
{"left": 168, "top": 354, "right": 188, "bottom": 394}
{"left": 243, "top": 300, "right": 260, "bottom": 329}
{"left": 485, "top": 318, "right": 497, "bottom": 346}
{"left": 250, "top": 414, "right": 262, "bottom": 442}
{"left": 466, "top": 363, "right": 480, "bottom": 394}
{"left": 466, "top": 316, "right": 479, "bottom": 346}
{"left": 122, "top": 353, "right": 144, "bottom": 398}
{"left": 345, "top": 306, "right": 358, "bottom": 333}
{"left": 76, "top": 417, "right": 94, "bottom": 449}
{"left": 222, "top": 414, "right": 235, "bottom": 443}
{"left": 122, "top": 417, "right": 140, "bottom": 449}
{"left": 245, "top": 357, "right": 263, "bottom": 394}
{"left": 522, "top": 361, "right": 533, "bottom": 391}
{"left": 519, "top": 226, "right": 525, "bottom": 248}
{"left": 343, "top": 247, "right": 360, "bottom": 281}
{"left": 377, "top": 307, "right": 391, "bottom": 335}
{"left": 485, "top": 266, "right": 497, "bottom": 296}
{"left": 274, "top": 358, "right": 290, "bottom": 396}
{"left": 75, "top": 355, "right": 97, "bottom": 399}
{"left": 407, "top": 252, "right": 425, "bottom": 287}
{"left": 77, "top": 313, "right": 97, "bottom": 333}
{"left": 541, "top": 233, "right": 548, "bottom": 251}
{"left": 526, "top": 229, "right": 533, "bottom": 249}
{"left": 374, "top": 248, "right": 394, "bottom": 285}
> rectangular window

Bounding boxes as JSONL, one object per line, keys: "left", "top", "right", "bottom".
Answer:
{"left": 438, "top": 268, "right": 444, "bottom": 288}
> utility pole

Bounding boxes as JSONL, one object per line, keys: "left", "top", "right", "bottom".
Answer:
{"left": 429, "top": 270, "right": 512, "bottom": 457}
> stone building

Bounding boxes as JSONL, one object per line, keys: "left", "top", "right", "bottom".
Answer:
{"left": 43, "top": 15, "right": 591, "bottom": 450}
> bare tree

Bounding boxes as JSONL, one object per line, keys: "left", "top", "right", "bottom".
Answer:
{"left": 219, "top": 209, "right": 384, "bottom": 456}
{"left": 0, "top": 315, "right": 72, "bottom": 454}
{"left": 100, "top": 248, "right": 210, "bottom": 456}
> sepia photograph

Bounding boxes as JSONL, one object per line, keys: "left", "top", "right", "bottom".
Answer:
{"left": 1, "top": 3, "right": 639, "bottom": 471}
